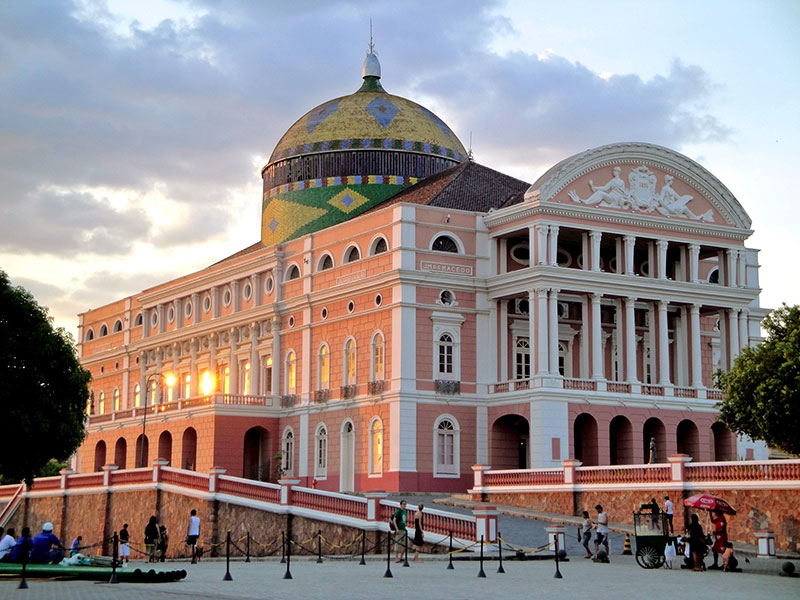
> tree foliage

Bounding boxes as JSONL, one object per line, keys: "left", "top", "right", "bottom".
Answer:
{"left": 716, "top": 304, "right": 800, "bottom": 456}
{"left": 0, "top": 270, "right": 90, "bottom": 485}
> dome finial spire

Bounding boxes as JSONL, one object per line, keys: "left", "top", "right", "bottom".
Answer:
{"left": 362, "top": 19, "right": 381, "bottom": 80}
{"left": 368, "top": 18, "right": 375, "bottom": 54}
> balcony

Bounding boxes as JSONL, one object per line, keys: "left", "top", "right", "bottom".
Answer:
{"left": 312, "top": 389, "right": 330, "bottom": 404}
{"left": 340, "top": 384, "right": 357, "bottom": 400}
{"left": 435, "top": 380, "right": 460, "bottom": 395}
{"left": 367, "top": 380, "right": 386, "bottom": 395}
{"left": 280, "top": 394, "right": 298, "bottom": 408}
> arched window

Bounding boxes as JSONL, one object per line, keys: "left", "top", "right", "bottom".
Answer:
{"left": 285, "top": 351, "right": 297, "bottom": 394}
{"left": 708, "top": 268, "right": 720, "bottom": 284}
{"left": 344, "top": 246, "right": 361, "bottom": 263}
{"left": 113, "top": 319, "right": 123, "bottom": 333}
{"left": 281, "top": 429, "right": 294, "bottom": 476}
{"left": 98, "top": 391, "right": 105, "bottom": 414}
{"left": 370, "top": 237, "right": 388, "bottom": 255}
{"left": 318, "top": 254, "right": 334, "bottom": 271}
{"left": 285, "top": 265, "right": 300, "bottom": 281}
{"left": 99, "top": 324, "right": 108, "bottom": 337}
{"left": 314, "top": 424, "right": 328, "bottom": 479}
{"left": 113, "top": 388, "right": 120, "bottom": 411}
{"left": 85, "top": 328, "right": 95, "bottom": 341}
{"left": 435, "top": 417, "right": 460, "bottom": 476}
{"left": 369, "top": 418, "right": 383, "bottom": 475}
{"left": 133, "top": 313, "right": 143, "bottom": 327}
{"left": 432, "top": 235, "right": 458, "bottom": 253}
{"left": 371, "top": 332, "right": 385, "bottom": 381}
{"left": 515, "top": 338, "right": 530, "bottom": 380}
{"left": 318, "top": 345, "right": 330, "bottom": 390}
{"left": 264, "top": 356, "right": 273, "bottom": 394}
{"left": 344, "top": 339, "right": 357, "bottom": 385}
{"left": 558, "top": 342, "right": 567, "bottom": 376}
{"left": 133, "top": 384, "right": 141, "bottom": 408}
{"left": 437, "top": 333, "right": 454, "bottom": 376}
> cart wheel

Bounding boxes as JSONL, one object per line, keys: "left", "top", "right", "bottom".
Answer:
{"left": 635, "top": 545, "right": 665, "bottom": 569}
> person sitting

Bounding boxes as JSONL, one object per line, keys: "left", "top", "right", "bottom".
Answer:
{"left": 30, "top": 522, "right": 64, "bottom": 564}
{"left": 10, "top": 527, "right": 32, "bottom": 563}
{"left": 0, "top": 528, "right": 16, "bottom": 562}
{"left": 722, "top": 542, "right": 740, "bottom": 572}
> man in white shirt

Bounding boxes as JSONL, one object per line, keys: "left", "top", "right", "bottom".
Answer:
{"left": 594, "top": 504, "right": 610, "bottom": 558}
{"left": 664, "top": 496, "right": 674, "bottom": 533}
{"left": 0, "top": 528, "right": 16, "bottom": 562}
{"left": 186, "top": 509, "right": 201, "bottom": 562}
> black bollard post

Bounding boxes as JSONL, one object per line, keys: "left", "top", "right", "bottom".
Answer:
{"left": 109, "top": 532, "right": 119, "bottom": 584}
{"left": 402, "top": 530, "right": 410, "bottom": 567}
{"left": 359, "top": 530, "right": 366, "bottom": 566}
{"left": 18, "top": 538, "right": 29, "bottom": 589}
{"left": 223, "top": 531, "right": 233, "bottom": 581}
{"left": 317, "top": 530, "right": 323, "bottom": 564}
{"left": 447, "top": 531, "right": 454, "bottom": 570}
{"left": 477, "top": 535, "right": 486, "bottom": 578}
{"left": 283, "top": 533, "right": 292, "bottom": 579}
{"left": 245, "top": 531, "right": 251, "bottom": 563}
{"left": 383, "top": 532, "right": 393, "bottom": 578}
{"left": 497, "top": 530, "right": 505, "bottom": 574}
{"left": 280, "top": 531, "right": 286, "bottom": 564}
{"left": 554, "top": 535, "right": 562, "bottom": 579}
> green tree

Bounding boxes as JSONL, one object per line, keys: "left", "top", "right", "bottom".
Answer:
{"left": 716, "top": 304, "right": 800, "bottom": 455}
{"left": 0, "top": 270, "right": 91, "bottom": 485}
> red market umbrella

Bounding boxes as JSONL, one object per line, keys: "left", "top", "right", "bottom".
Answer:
{"left": 684, "top": 494, "right": 736, "bottom": 515}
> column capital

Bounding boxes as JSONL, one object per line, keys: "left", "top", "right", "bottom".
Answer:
{"left": 655, "top": 239, "right": 669, "bottom": 249}
{"left": 725, "top": 248, "right": 737, "bottom": 257}
{"left": 688, "top": 243, "right": 700, "bottom": 251}
{"left": 591, "top": 293, "right": 602, "bottom": 304}
{"left": 534, "top": 223, "right": 549, "bottom": 233}
{"left": 728, "top": 307, "right": 740, "bottom": 316}
{"left": 548, "top": 224, "right": 560, "bottom": 234}
{"left": 690, "top": 303, "right": 701, "bottom": 314}
{"left": 535, "top": 286, "right": 550, "bottom": 295}
{"left": 740, "top": 308, "right": 750, "bottom": 317}
{"left": 625, "top": 296, "right": 637, "bottom": 304}
{"left": 548, "top": 288, "right": 560, "bottom": 297}
{"left": 623, "top": 235, "right": 636, "bottom": 243}
{"left": 658, "top": 300, "right": 669, "bottom": 310}
{"left": 589, "top": 230, "right": 602, "bottom": 240}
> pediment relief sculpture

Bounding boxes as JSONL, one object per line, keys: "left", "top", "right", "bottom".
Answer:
{"left": 567, "top": 166, "right": 714, "bottom": 222}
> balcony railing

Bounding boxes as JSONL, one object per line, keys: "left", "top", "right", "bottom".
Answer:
{"left": 435, "top": 380, "right": 460, "bottom": 395}
{"left": 312, "top": 389, "right": 330, "bottom": 404}
{"left": 280, "top": 394, "right": 298, "bottom": 408}
{"left": 340, "top": 385, "right": 357, "bottom": 400}
{"left": 563, "top": 378, "right": 597, "bottom": 391}
{"left": 367, "top": 380, "right": 386, "bottom": 395}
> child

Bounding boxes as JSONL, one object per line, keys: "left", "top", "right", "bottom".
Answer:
{"left": 722, "top": 542, "right": 740, "bottom": 572}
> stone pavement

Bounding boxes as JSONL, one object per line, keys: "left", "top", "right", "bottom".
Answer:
{"left": 0, "top": 554, "right": 798, "bottom": 600}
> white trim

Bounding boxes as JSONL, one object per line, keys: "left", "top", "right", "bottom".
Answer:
{"left": 368, "top": 416, "right": 384, "bottom": 476}
{"left": 342, "top": 243, "right": 362, "bottom": 264}
{"left": 368, "top": 234, "right": 390, "bottom": 256}
{"left": 317, "top": 252, "right": 335, "bottom": 271}
{"left": 428, "top": 231, "right": 465, "bottom": 254}
{"left": 434, "top": 414, "right": 460, "bottom": 478}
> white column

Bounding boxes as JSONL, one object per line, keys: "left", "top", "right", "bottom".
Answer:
{"left": 625, "top": 297, "right": 638, "bottom": 383}
{"left": 688, "top": 244, "right": 700, "bottom": 283}
{"left": 229, "top": 328, "right": 238, "bottom": 394}
{"left": 501, "top": 300, "right": 509, "bottom": 381}
{"left": 624, "top": 235, "right": 636, "bottom": 275}
{"left": 250, "top": 323, "right": 260, "bottom": 395}
{"left": 729, "top": 309, "right": 740, "bottom": 360}
{"left": 271, "top": 319, "right": 280, "bottom": 394}
{"left": 139, "top": 355, "right": 146, "bottom": 407}
{"left": 656, "top": 240, "right": 668, "bottom": 280}
{"left": 739, "top": 308, "right": 749, "bottom": 351}
{"left": 253, "top": 273, "right": 262, "bottom": 307}
{"left": 591, "top": 293, "right": 603, "bottom": 380}
{"left": 537, "top": 288, "right": 549, "bottom": 375}
{"left": 548, "top": 289, "right": 559, "bottom": 374}
{"left": 174, "top": 298, "right": 183, "bottom": 329}
{"left": 526, "top": 291, "right": 535, "bottom": 377}
{"left": 157, "top": 304, "right": 165, "bottom": 334}
{"left": 727, "top": 249, "right": 738, "bottom": 287}
{"left": 590, "top": 231, "right": 602, "bottom": 272}
{"left": 614, "top": 298, "right": 623, "bottom": 381}
{"left": 155, "top": 350, "right": 163, "bottom": 403}
{"left": 718, "top": 309, "right": 728, "bottom": 371}
{"left": 657, "top": 301, "right": 671, "bottom": 385}
{"left": 690, "top": 304, "right": 702, "bottom": 388}
{"left": 580, "top": 296, "right": 589, "bottom": 378}
{"left": 738, "top": 249, "right": 747, "bottom": 288}
{"left": 548, "top": 225, "right": 559, "bottom": 266}
{"left": 190, "top": 338, "right": 198, "bottom": 397}
{"left": 191, "top": 292, "right": 200, "bottom": 325}
{"left": 581, "top": 233, "right": 589, "bottom": 271}
{"left": 209, "top": 333, "right": 217, "bottom": 379}
{"left": 536, "top": 225, "right": 548, "bottom": 265}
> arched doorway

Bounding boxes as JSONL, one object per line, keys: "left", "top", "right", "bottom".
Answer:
{"left": 711, "top": 422, "right": 736, "bottom": 461}
{"left": 136, "top": 434, "right": 149, "bottom": 468}
{"left": 182, "top": 428, "right": 197, "bottom": 470}
{"left": 94, "top": 440, "right": 106, "bottom": 472}
{"left": 340, "top": 421, "right": 355, "bottom": 492}
{"left": 609, "top": 415, "right": 633, "bottom": 465}
{"left": 158, "top": 431, "right": 172, "bottom": 465}
{"left": 490, "top": 414, "right": 530, "bottom": 469}
{"left": 114, "top": 438, "right": 127, "bottom": 469}
{"left": 573, "top": 413, "right": 598, "bottom": 466}
{"left": 243, "top": 427, "right": 270, "bottom": 481}
{"left": 676, "top": 419, "right": 700, "bottom": 459}
{"left": 643, "top": 418, "right": 666, "bottom": 463}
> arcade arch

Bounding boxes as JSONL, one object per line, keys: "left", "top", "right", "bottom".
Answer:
{"left": 490, "top": 414, "right": 529, "bottom": 469}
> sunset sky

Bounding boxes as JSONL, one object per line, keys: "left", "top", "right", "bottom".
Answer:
{"left": 1, "top": 0, "right": 798, "bottom": 339}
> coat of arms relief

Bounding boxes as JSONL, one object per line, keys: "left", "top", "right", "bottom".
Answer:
{"left": 567, "top": 166, "right": 714, "bottom": 222}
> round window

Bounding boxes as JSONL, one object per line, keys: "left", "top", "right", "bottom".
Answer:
{"left": 288, "top": 315, "right": 296, "bottom": 328}
{"left": 510, "top": 243, "right": 530, "bottom": 265}
{"left": 184, "top": 299, "right": 193, "bottom": 318}
{"left": 347, "top": 301, "right": 355, "bottom": 313}
{"left": 223, "top": 287, "right": 232, "bottom": 307}
{"left": 375, "top": 294, "right": 382, "bottom": 307}
{"left": 321, "top": 307, "right": 328, "bottom": 320}
{"left": 557, "top": 249, "right": 572, "bottom": 267}
{"left": 439, "top": 290, "right": 454, "bottom": 306}
{"left": 203, "top": 294, "right": 212, "bottom": 313}
{"left": 265, "top": 274, "right": 275, "bottom": 294}
{"left": 167, "top": 306, "right": 175, "bottom": 323}
{"left": 243, "top": 282, "right": 252, "bottom": 300}
{"left": 151, "top": 311, "right": 158, "bottom": 327}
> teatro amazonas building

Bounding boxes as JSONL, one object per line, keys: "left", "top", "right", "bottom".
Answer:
{"left": 75, "top": 49, "right": 767, "bottom": 493}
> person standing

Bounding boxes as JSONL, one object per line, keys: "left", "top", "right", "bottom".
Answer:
{"left": 581, "top": 511, "right": 594, "bottom": 558}
{"left": 688, "top": 514, "right": 706, "bottom": 572}
{"left": 412, "top": 503, "right": 424, "bottom": 562}
{"left": 648, "top": 437, "right": 657, "bottom": 463}
{"left": 186, "top": 508, "right": 201, "bottom": 561}
{"left": 594, "top": 504, "right": 610, "bottom": 558}
{"left": 118, "top": 523, "right": 130, "bottom": 565}
{"left": 709, "top": 510, "right": 728, "bottom": 569}
{"left": 0, "top": 528, "right": 16, "bottom": 562}
{"left": 144, "top": 516, "right": 159, "bottom": 562}
{"left": 664, "top": 496, "right": 674, "bottom": 533}
{"left": 392, "top": 500, "right": 408, "bottom": 563}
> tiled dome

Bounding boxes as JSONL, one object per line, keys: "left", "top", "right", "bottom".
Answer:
{"left": 261, "top": 52, "right": 466, "bottom": 246}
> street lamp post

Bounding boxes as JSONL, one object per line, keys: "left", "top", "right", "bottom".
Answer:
{"left": 139, "top": 373, "right": 175, "bottom": 468}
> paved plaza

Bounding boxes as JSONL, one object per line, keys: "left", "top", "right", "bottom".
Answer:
{"left": 1, "top": 553, "right": 798, "bottom": 600}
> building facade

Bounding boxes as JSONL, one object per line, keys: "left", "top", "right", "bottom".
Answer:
{"left": 75, "top": 51, "right": 768, "bottom": 493}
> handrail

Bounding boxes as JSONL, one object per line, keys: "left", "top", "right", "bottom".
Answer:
{"left": 0, "top": 484, "right": 24, "bottom": 527}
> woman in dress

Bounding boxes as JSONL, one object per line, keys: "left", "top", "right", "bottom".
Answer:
{"left": 144, "top": 515, "right": 159, "bottom": 563}
{"left": 709, "top": 510, "right": 728, "bottom": 569}
{"left": 688, "top": 514, "right": 707, "bottom": 572}
{"left": 412, "top": 504, "right": 424, "bottom": 562}
{"left": 581, "top": 510, "right": 594, "bottom": 558}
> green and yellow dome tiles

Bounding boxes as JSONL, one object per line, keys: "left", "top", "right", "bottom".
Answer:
{"left": 261, "top": 49, "right": 467, "bottom": 247}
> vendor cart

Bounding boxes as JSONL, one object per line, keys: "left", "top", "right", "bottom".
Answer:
{"left": 633, "top": 510, "right": 677, "bottom": 568}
